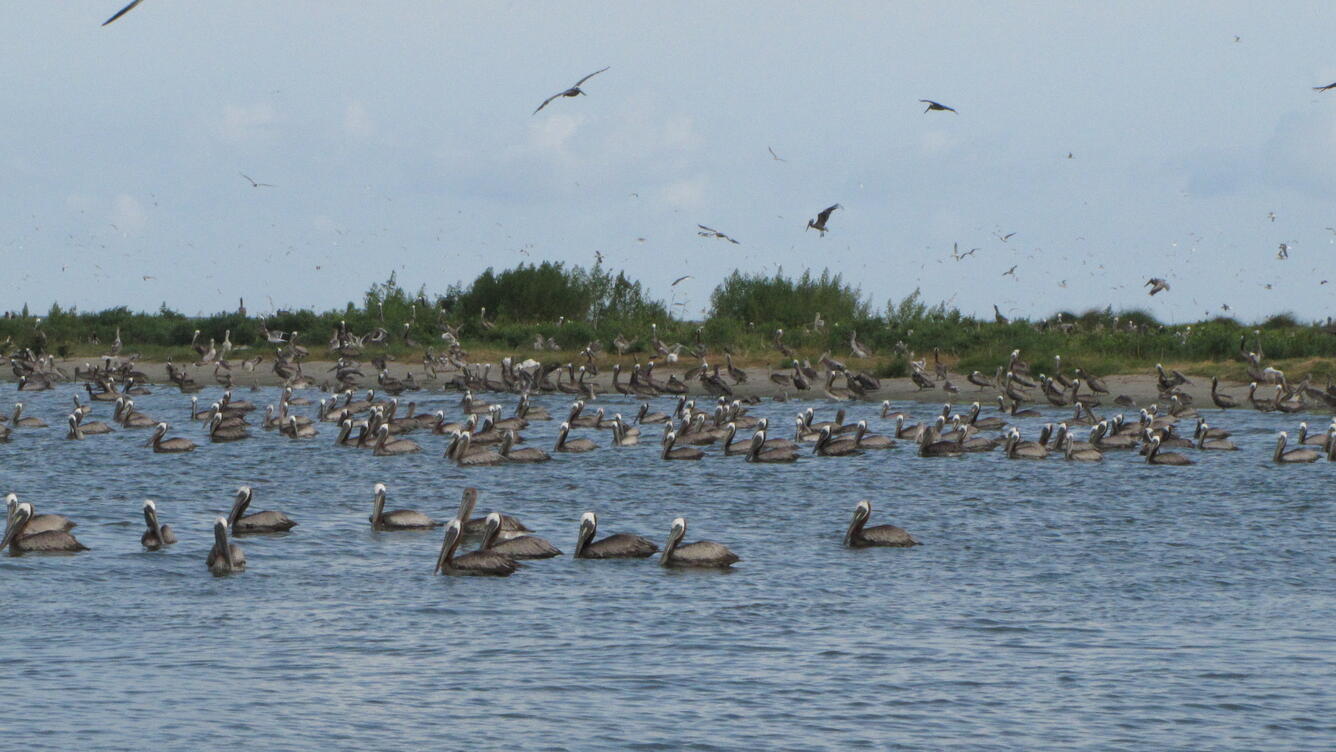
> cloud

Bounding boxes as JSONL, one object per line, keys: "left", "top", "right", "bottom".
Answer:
{"left": 218, "top": 102, "right": 280, "bottom": 143}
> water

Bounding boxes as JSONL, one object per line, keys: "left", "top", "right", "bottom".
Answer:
{"left": 2, "top": 385, "right": 1333, "bottom": 751}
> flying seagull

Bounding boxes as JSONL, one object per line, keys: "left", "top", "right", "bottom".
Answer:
{"left": 919, "top": 99, "right": 957, "bottom": 113}
{"left": 1146, "top": 277, "right": 1170, "bottom": 295}
{"left": 240, "top": 173, "right": 274, "bottom": 188}
{"left": 1002, "top": 265, "right": 1017, "bottom": 277}
{"left": 768, "top": 146, "right": 786, "bottom": 162}
{"left": 102, "top": 0, "right": 143, "bottom": 26}
{"left": 533, "top": 67, "right": 610, "bottom": 115}
{"left": 1314, "top": 82, "right": 1336, "bottom": 92}
{"left": 806, "top": 204, "right": 841, "bottom": 236}
{"left": 950, "top": 242, "right": 977, "bottom": 261}
{"left": 697, "top": 225, "right": 740, "bottom": 244}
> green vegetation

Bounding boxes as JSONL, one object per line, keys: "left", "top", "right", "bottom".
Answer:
{"left": 4, "top": 265, "right": 1336, "bottom": 378}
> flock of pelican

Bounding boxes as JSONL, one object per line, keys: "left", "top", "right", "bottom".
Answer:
{"left": 3, "top": 485, "right": 915, "bottom": 577}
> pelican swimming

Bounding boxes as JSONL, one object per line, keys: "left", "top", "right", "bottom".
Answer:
{"left": 3, "top": 502, "right": 87, "bottom": 553}
{"left": 573, "top": 512, "right": 657, "bottom": 559}
{"left": 554, "top": 421, "right": 597, "bottom": 452}
{"left": 140, "top": 500, "right": 177, "bottom": 549}
{"left": 455, "top": 487, "right": 529, "bottom": 538}
{"left": 843, "top": 500, "right": 919, "bottom": 547}
{"left": 745, "top": 429, "right": 798, "bottom": 462}
{"left": 227, "top": 486, "right": 297, "bottom": 534}
{"left": 208, "top": 412, "right": 251, "bottom": 442}
{"left": 369, "top": 482, "right": 440, "bottom": 530}
{"left": 1273, "top": 431, "right": 1320, "bottom": 463}
{"left": 1146, "top": 436, "right": 1193, "bottom": 465}
{"left": 480, "top": 512, "right": 562, "bottom": 559}
{"left": 500, "top": 429, "right": 551, "bottom": 462}
{"left": 145, "top": 422, "right": 196, "bottom": 453}
{"left": 434, "top": 518, "right": 517, "bottom": 577}
{"left": 5, "top": 493, "right": 75, "bottom": 536}
{"left": 373, "top": 424, "right": 420, "bottom": 456}
{"left": 10, "top": 403, "right": 46, "bottom": 428}
{"left": 661, "top": 429, "right": 704, "bottom": 460}
{"left": 206, "top": 517, "right": 245, "bottom": 575}
{"left": 660, "top": 517, "right": 738, "bottom": 568}
{"left": 453, "top": 432, "right": 507, "bottom": 466}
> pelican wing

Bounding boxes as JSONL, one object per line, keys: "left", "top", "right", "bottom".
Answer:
{"left": 573, "top": 66, "right": 610, "bottom": 87}
{"left": 102, "top": 0, "right": 143, "bottom": 26}
{"left": 670, "top": 540, "right": 739, "bottom": 567}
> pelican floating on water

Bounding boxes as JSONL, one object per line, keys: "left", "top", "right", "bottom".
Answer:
{"left": 660, "top": 517, "right": 738, "bottom": 568}
{"left": 573, "top": 512, "right": 657, "bottom": 558}
{"left": 146, "top": 422, "right": 196, "bottom": 453}
{"left": 206, "top": 517, "right": 245, "bottom": 575}
{"left": 3, "top": 502, "right": 87, "bottom": 554}
{"left": 227, "top": 486, "right": 297, "bottom": 534}
{"left": 369, "top": 482, "right": 439, "bottom": 530}
{"left": 434, "top": 518, "right": 517, "bottom": 576}
{"left": 140, "top": 500, "right": 177, "bottom": 549}
{"left": 6, "top": 493, "right": 75, "bottom": 535}
{"left": 480, "top": 512, "right": 562, "bottom": 559}
{"left": 844, "top": 500, "right": 918, "bottom": 548}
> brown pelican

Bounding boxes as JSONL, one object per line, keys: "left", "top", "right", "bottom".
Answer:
{"left": 554, "top": 422, "right": 597, "bottom": 453}
{"left": 146, "top": 422, "right": 196, "bottom": 453}
{"left": 532, "top": 66, "right": 610, "bottom": 115}
{"left": 455, "top": 487, "right": 529, "bottom": 538}
{"left": 1062, "top": 435, "right": 1103, "bottom": 462}
{"left": 480, "top": 512, "right": 562, "bottom": 559}
{"left": 637, "top": 403, "right": 671, "bottom": 424}
{"left": 1273, "top": 431, "right": 1320, "bottom": 463}
{"left": 434, "top": 518, "right": 517, "bottom": 576}
{"left": 661, "top": 429, "right": 704, "bottom": 460}
{"left": 10, "top": 403, "right": 46, "bottom": 428}
{"left": 660, "top": 517, "right": 738, "bottom": 568}
{"left": 227, "top": 486, "right": 297, "bottom": 534}
{"left": 1210, "top": 376, "right": 1237, "bottom": 408}
{"left": 745, "top": 429, "right": 799, "bottom": 462}
{"left": 844, "top": 500, "right": 919, "bottom": 547}
{"left": 373, "top": 425, "right": 421, "bottom": 456}
{"left": 280, "top": 415, "right": 318, "bottom": 439}
{"left": 369, "top": 483, "right": 440, "bottom": 530}
{"left": 140, "top": 500, "right": 177, "bottom": 549}
{"left": 919, "top": 99, "right": 957, "bottom": 113}
{"left": 1146, "top": 436, "right": 1193, "bottom": 465}
{"left": 500, "top": 429, "right": 551, "bottom": 462}
{"left": 1145, "top": 277, "right": 1170, "bottom": 295}
{"left": 806, "top": 204, "right": 841, "bottom": 236}
{"left": 573, "top": 512, "right": 657, "bottom": 559}
{"left": 453, "top": 432, "right": 507, "bottom": 466}
{"left": 1195, "top": 423, "right": 1238, "bottom": 451}
{"left": 815, "top": 426, "right": 861, "bottom": 457}
{"left": 1003, "top": 429, "right": 1048, "bottom": 459}
{"left": 3, "top": 502, "right": 87, "bottom": 553}
{"left": 6, "top": 493, "right": 75, "bottom": 535}
{"left": 206, "top": 517, "right": 245, "bottom": 575}
{"left": 208, "top": 413, "right": 251, "bottom": 442}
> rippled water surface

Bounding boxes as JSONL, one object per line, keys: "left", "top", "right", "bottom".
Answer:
{"left": 3, "top": 385, "right": 1334, "bottom": 751}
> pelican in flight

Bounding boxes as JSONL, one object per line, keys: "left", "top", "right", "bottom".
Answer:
{"left": 806, "top": 204, "right": 841, "bottom": 236}
{"left": 1146, "top": 277, "right": 1170, "bottom": 295}
{"left": 434, "top": 518, "right": 517, "bottom": 577}
{"left": 206, "top": 517, "right": 245, "bottom": 575}
{"left": 533, "top": 67, "right": 610, "bottom": 114}
{"left": 919, "top": 99, "right": 957, "bottom": 113}
{"left": 140, "top": 500, "right": 177, "bottom": 550}
{"left": 573, "top": 512, "right": 658, "bottom": 559}
{"left": 660, "top": 517, "right": 739, "bottom": 568}
{"left": 844, "top": 500, "right": 919, "bottom": 548}
{"left": 369, "top": 482, "right": 440, "bottom": 530}
{"left": 3, "top": 502, "right": 87, "bottom": 553}
{"left": 227, "top": 486, "right": 297, "bottom": 534}
{"left": 697, "top": 225, "right": 740, "bottom": 244}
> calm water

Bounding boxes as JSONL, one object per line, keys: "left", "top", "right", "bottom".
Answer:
{"left": 2, "top": 385, "right": 1333, "bottom": 751}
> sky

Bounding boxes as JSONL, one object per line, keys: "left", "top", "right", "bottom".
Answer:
{"left": 5, "top": 2, "right": 1336, "bottom": 324}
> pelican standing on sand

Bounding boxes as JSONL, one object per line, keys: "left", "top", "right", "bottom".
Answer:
{"left": 660, "top": 517, "right": 739, "bottom": 568}
{"left": 140, "top": 500, "right": 177, "bottom": 549}
{"left": 573, "top": 512, "right": 658, "bottom": 559}
{"left": 227, "top": 486, "right": 297, "bottom": 534}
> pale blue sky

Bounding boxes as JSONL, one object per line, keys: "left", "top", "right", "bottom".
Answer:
{"left": 5, "top": 2, "right": 1336, "bottom": 323}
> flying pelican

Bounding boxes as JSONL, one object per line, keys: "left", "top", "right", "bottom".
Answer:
{"left": 227, "top": 486, "right": 297, "bottom": 534}
{"left": 697, "top": 225, "right": 740, "bottom": 244}
{"left": 919, "top": 99, "right": 957, "bottom": 113}
{"left": 660, "top": 517, "right": 739, "bottom": 568}
{"left": 533, "top": 67, "right": 610, "bottom": 114}
{"left": 369, "top": 482, "right": 440, "bottom": 530}
{"left": 806, "top": 204, "right": 841, "bottom": 236}
{"left": 3, "top": 502, "right": 87, "bottom": 553}
{"left": 573, "top": 512, "right": 657, "bottom": 559}
{"left": 480, "top": 512, "right": 562, "bottom": 559}
{"left": 434, "top": 518, "right": 517, "bottom": 576}
{"left": 1146, "top": 277, "right": 1170, "bottom": 295}
{"left": 844, "top": 500, "right": 919, "bottom": 547}
{"left": 206, "top": 517, "right": 245, "bottom": 575}
{"left": 102, "top": 0, "right": 143, "bottom": 26}
{"left": 140, "top": 500, "right": 177, "bottom": 550}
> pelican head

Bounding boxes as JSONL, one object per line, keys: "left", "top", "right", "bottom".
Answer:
{"left": 660, "top": 517, "right": 687, "bottom": 566}
{"left": 844, "top": 500, "right": 873, "bottom": 546}
{"left": 228, "top": 486, "right": 254, "bottom": 527}
{"left": 575, "top": 511, "right": 599, "bottom": 558}
{"left": 435, "top": 518, "right": 463, "bottom": 573}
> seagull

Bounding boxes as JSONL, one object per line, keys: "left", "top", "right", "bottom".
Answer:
{"left": 998, "top": 231, "right": 1016, "bottom": 242}
{"left": 806, "top": 204, "right": 841, "bottom": 236}
{"left": 1002, "top": 265, "right": 1017, "bottom": 277}
{"left": 1277, "top": 243, "right": 1289, "bottom": 260}
{"left": 1314, "top": 82, "right": 1336, "bottom": 92}
{"left": 697, "top": 225, "right": 740, "bottom": 244}
{"left": 919, "top": 99, "right": 957, "bottom": 113}
{"left": 533, "top": 67, "right": 610, "bottom": 115}
{"left": 1146, "top": 277, "right": 1170, "bottom": 295}
{"left": 240, "top": 173, "right": 274, "bottom": 188}
{"left": 950, "top": 243, "right": 977, "bottom": 261}
{"left": 768, "top": 146, "right": 786, "bottom": 162}
{"left": 102, "top": 0, "right": 143, "bottom": 26}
